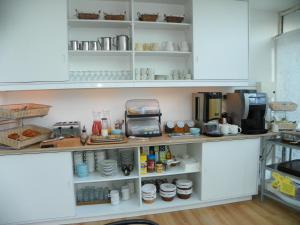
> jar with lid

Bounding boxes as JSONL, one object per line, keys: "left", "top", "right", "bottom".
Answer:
{"left": 147, "top": 155, "right": 156, "bottom": 173}
{"left": 155, "top": 161, "right": 164, "bottom": 173}
{"left": 174, "top": 120, "right": 185, "bottom": 133}
{"left": 165, "top": 121, "right": 175, "bottom": 133}
{"left": 184, "top": 120, "right": 195, "bottom": 133}
{"left": 176, "top": 179, "right": 193, "bottom": 199}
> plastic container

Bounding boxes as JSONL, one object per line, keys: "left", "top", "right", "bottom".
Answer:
{"left": 126, "top": 99, "right": 160, "bottom": 116}
{"left": 126, "top": 118, "right": 161, "bottom": 137}
{"left": 160, "top": 183, "right": 176, "bottom": 202}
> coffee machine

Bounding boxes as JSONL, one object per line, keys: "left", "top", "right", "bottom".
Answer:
{"left": 192, "top": 92, "right": 223, "bottom": 126}
{"left": 226, "top": 90, "right": 267, "bottom": 134}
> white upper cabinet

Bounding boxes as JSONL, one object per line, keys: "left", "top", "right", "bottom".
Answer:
{"left": 0, "top": 0, "right": 68, "bottom": 82}
{"left": 193, "top": 0, "right": 249, "bottom": 80}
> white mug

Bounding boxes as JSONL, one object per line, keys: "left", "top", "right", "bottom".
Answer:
{"left": 220, "top": 124, "right": 230, "bottom": 135}
{"left": 178, "top": 41, "right": 189, "bottom": 52}
{"left": 110, "top": 190, "right": 120, "bottom": 205}
{"left": 229, "top": 124, "right": 242, "bottom": 135}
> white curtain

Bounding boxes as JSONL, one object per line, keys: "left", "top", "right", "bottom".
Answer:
{"left": 276, "top": 29, "right": 300, "bottom": 122}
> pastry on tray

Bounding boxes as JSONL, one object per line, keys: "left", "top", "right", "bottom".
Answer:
{"left": 8, "top": 133, "right": 20, "bottom": 140}
{"left": 22, "top": 129, "right": 41, "bottom": 138}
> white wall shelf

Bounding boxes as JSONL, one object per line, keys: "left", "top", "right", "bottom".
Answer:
{"left": 134, "top": 21, "right": 191, "bottom": 30}
{"left": 74, "top": 170, "right": 139, "bottom": 184}
{"left": 141, "top": 167, "right": 200, "bottom": 178}
{"left": 135, "top": 51, "right": 191, "bottom": 57}
{"left": 69, "top": 50, "right": 133, "bottom": 57}
{"left": 68, "top": 19, "right": 132, "bottom": 28}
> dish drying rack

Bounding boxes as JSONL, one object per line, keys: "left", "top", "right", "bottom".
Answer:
{"left": 0, "top": 103, "right": 52, "bottom": 149}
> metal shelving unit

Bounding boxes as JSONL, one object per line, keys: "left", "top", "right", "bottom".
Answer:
{"left": 261, "top": 136, "right": 300, "bottom": 211}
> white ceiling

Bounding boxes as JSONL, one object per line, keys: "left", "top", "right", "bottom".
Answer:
{"left": 251, "top": 0, "right": 300, "bottom": 12}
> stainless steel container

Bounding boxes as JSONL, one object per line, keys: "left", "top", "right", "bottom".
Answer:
{"left": 69, "top": 40, "right": 79, "bottom": 51}
{"left": 114, "top": 35, "right": 129, "bottom": 51}
{"left": 82, "top": 41, "right": 90, "bottom": 51}
{"left": 98, "top": 37, "right": 112, "bottom": 51}
{"left": 89, "top": 41, "right": 98, "bottom": 51}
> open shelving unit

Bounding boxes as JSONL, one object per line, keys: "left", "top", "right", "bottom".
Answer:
{"left": 71, "top": 143, "right": 203, "bottom": 219}
{"left": 67, "top": 0, "right": 193, "bottom": 83}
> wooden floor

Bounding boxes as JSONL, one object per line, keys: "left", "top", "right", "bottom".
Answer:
{"left": 74, "top": 197, "right": 300, "bottom": 225}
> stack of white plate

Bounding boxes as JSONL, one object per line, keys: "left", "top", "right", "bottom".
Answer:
{"left": 159, "top": 183, "right": 176, "bottom": 201}
{"left": 142, "top": 184, "right": 157, "bottom": 204}
{"left": 99, "top": 159, "right": 118, "bottom": 176}
{"left": 95, "top": 150, "right": 107, "bottom": 172}
{"left": 119, "top": 149, "right": 134, "bottom": 167}
{"left": 107, "top": 150, "right": 119, "bottom": 167}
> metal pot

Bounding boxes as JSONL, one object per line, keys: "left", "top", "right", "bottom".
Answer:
{"left": 113, "top": 35, "right": 130, "bottom": 51}
{"left": 98, "top": 37, "right": 113, "bottom": 51}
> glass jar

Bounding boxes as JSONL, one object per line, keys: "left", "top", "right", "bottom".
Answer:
{"left": 147, "top": 155, "right": 156, "bottom": 173}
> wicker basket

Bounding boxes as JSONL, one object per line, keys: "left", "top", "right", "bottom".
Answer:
{"left": 164, "top": 15, "right": 184, "bottom": 23}
{"left": 0, "top": 103, "right": 51, "bottom": 120}
{"left": 137, "top": 13, "right": 159, "bottom": 22}
{"left": 76, "top": 9, "right": 100, "bottom": 20}
{"left": 104, "top": 11, "right": 126, "bottom": 21}
{"left": 269, "top": 102, "right": 298, "bottom": 111}
{"left": 0, "top": 125, "right": 51, "bottom": 149}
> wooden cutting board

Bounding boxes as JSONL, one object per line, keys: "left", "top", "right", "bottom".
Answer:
{"left": 40, "top": 138, "right": 82, "bottom": 148}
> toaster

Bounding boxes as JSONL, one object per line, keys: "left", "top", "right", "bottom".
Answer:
{"left": 52, "top": 121, "right": 81, "bottom": 138}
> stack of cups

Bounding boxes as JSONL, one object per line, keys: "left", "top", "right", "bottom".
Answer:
{"left": 86, "top": 151, "right": 95, "bottom": 173}
{"left": 142, "top": 184, "right": 157, "bottom": 204}
{"left": 73, "top": 152, "right": 83, "bottom": 173}
{"left": 176, "top": 179, "right": 193, "bottom": 200}
{"left": 160, "top": 183, "right": 176, "bottom": 202}
{"left": 121, "top": 185, "right": 130, "bottom": 201}
{"left": 76, "top": 163, "right": 89, "bottom": 178}
{"left": 110, "top": 190, "right": 120, "bottom": 205}
{"left": 95, "top": 150, "right": 107, "bottom": 172}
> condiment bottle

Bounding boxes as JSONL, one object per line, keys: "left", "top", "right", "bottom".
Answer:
{"left": 159, "top": 146, "right": 166, "bottom": 162}
{"left": 166, "top": 146, "right": 172, "bottom": 160}
{"left": 140, "top": 152, "right": 147, "bottom": 175}
{"left": 80, "top": 126, "right": 88, "bottom": 145}
{"left": 147, "top": 155, "right": 156, "bottom": 173}
{"left": 154, "top": 146, "right": 159, "bottom": 162}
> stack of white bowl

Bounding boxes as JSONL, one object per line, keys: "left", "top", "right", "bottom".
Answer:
{"left": 86, "top": 151, "right": 95, "bottom": 173}
{"left": 99, "top": 159, "right": 118, "bottom": 176}
{"left": 95, "top": 150, "right": 106, "bottom": 172}
{"left": 159, "top": 183, "right": 176, "bottom": 202}
{"left": 142, "top": 184, "right": 157, "bottom": 204}
{"left": 107, "top": 150, "right": 119, "bottom": 167}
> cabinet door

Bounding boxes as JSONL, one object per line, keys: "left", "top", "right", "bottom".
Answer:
{"left": 0, "top": 0, "right": 68, "bottom": 82}
{"left": 193, "top": 0, "right": 248, "bottom": 80}
{"left": 0, "top": 152, "right": 75, "bottom": 225}
{"left": 201, "top": 139, "right": 260, "bottom": 201}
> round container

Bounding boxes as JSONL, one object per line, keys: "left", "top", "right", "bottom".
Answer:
{"left": 142, "top": 184, "right": 156, "bottom": 204}
{"left": 160, "top": 183, "right": 176, "bottom": 201}
{"left": 156, "top": 162, "right": 164, "bottom": 173}
{"left": 176, "top": 179, "right": 193, "bottom": 199}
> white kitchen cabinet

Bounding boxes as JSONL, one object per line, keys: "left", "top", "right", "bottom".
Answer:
{"left": 201, "top": 139, "right": 260, "bottom": 201}
{"left": 193, "top": 0, "right": 249, "bottom": 80}
{"left": 0, "top": 0, "right": 68, "bottom": 82}
{"left": 0, "top": 152, "right": 75, "bottom": 225}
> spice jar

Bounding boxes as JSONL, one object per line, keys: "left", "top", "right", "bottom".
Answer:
{"left": 156, "top": 161, "right": 164, "bottom": 173}
{"left": 147, "top": 155, "right": 155, "bottom": 173}
{"left": 176, "top": 179, "right": 193, "bottom": 200}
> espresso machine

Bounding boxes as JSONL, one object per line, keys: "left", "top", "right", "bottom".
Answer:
{"left": 226, "top": 90, "right": 268, "bottom": 134}
{"left": 192, "top": 92, "right": 223, "bottom": 126}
